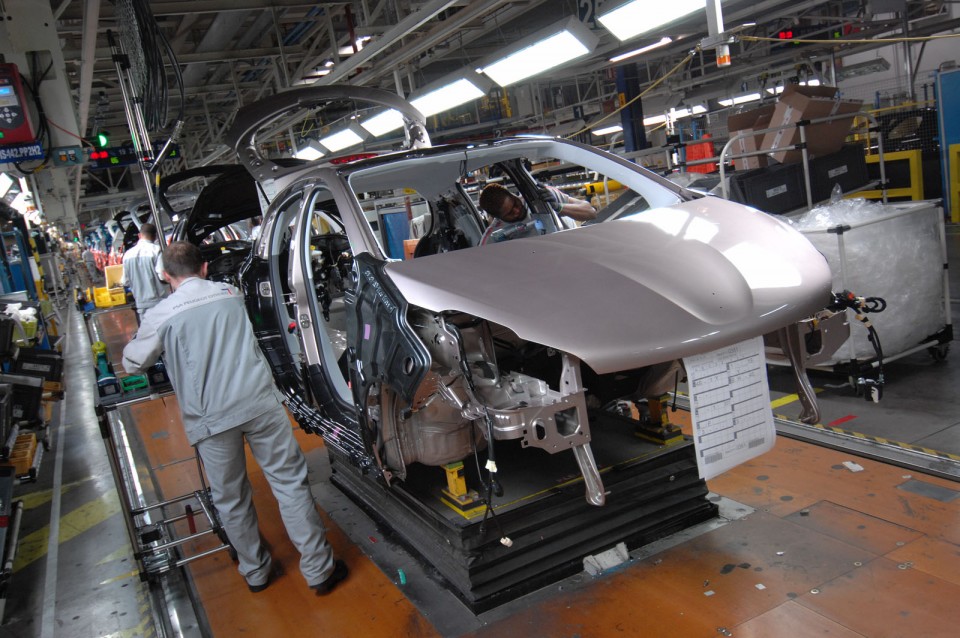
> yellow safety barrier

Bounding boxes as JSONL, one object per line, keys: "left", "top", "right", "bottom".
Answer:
{"left": 848, "top": 149, "right": 924, "bottom": 202}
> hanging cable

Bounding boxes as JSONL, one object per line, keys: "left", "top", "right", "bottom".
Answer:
{"left": 14, "top": 53, "right": 54, "bottom": 174}
{"left": 828, "top": 290, "right": 886, "bottom": 401}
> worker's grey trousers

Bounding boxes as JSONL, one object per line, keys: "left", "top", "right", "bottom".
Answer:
{"left": 195, "top": 408, "right": 335, "bottom": 588}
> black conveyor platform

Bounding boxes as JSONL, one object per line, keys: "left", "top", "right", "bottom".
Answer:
{"left": 329, "top": 418, "right": 717, "bottom": 612}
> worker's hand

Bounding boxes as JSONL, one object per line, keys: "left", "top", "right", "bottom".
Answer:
{"left": 536, "top": 184, "right": 558, "bottom": 206}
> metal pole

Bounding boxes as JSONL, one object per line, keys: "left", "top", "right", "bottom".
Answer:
{"left": 106, "top": 31, "right": 165, "bottom": 246}
{"left": 798, "top": 123, "right": 814, "bottom": 208}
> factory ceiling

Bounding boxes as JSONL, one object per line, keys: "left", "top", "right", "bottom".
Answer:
{"left": 41, "top": 0, "right": 958, "bottom": 216}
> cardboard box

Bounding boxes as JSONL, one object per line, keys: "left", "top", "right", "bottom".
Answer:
{"left": 761, "top": 85, "right": 862, "bottom": 165}
{"left": 727, "top": 105, "right": 776, "bottom": 170}
{"left": 104, "top": 264, "right": 124, "bottom": 289}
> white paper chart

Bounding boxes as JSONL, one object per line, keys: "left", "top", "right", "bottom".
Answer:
{"left": 683, "top": 336, "right": 775, "bottom": 480}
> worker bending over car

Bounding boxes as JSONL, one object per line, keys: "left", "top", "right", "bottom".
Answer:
{"left": 478, "top": 182, "right": 597, "bottom": 245}
{"left": 122, "top": 241, "right": 348, "bottom": 596}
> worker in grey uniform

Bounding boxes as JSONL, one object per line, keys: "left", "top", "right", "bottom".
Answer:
{"left": 121, "top": 241, "right": 348, "bottom": 595}
{"left": 120, "top": 223, "right": 169, "bottom": 318}
{"left": 81, "top": 245, "right": 98, "bottom": 284}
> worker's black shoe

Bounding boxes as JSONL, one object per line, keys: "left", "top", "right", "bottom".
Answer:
{"left": 247, "top": 561, "right": 283, "bottom": 593}
{"left": 311, "top": 560, "right": 348, "bottom": 596}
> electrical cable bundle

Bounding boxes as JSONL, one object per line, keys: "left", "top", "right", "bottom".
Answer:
{"left": 14, "top": 53, "right": 53, "bottom": 174}
{"left": 116, "top": 0, "right": 185, "bottom": 132}
{"left": 828, "top": 290, "right": 886, "bottom": 401}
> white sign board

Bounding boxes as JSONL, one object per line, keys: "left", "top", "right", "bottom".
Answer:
{"left": 684, "top": 336, "right": 776, "bottom": 480}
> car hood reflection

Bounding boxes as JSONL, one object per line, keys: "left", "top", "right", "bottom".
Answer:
{"left": 384, "top": 198, "right": 832, "bottom": 374}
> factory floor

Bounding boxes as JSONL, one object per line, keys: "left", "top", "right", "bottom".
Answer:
{"left": 3, "top": 228, "right": 960, "bottom": 638}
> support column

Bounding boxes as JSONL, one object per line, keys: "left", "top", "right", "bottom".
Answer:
{"left": 616, "top": 66, "right": 648, "bottom": 153}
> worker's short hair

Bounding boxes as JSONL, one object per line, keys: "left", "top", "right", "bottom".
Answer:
{"left": 162, "top": 242, "right": 203, "bottom": 279}
{"left": 478, "top": 183, "right": 513, "bottom": 220}
{"left": 139, "top": 223, "right": 157, "bottom": 241}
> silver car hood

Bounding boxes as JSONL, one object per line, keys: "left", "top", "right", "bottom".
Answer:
{"left": 384, "top": 198, "right": 832, "bottom": 374}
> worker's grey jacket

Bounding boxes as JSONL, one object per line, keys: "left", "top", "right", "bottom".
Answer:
{"left": 122, "top": 277, "right": 285, "bottom": 445}
{"left": 121, "top": 239, "right": 169, "bottom": 310}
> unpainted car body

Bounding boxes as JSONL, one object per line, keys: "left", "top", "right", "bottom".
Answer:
{"left": 211, "top": 87, "right": 834, "bottom": 507}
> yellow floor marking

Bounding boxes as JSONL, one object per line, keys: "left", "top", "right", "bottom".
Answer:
{"left": 98, "top": 569, "right": 141, "bottom": 586}
{"left": 14, "top": 493, "right": 122, "bottom": 573}
{"left": 97, "top": 547, "right": 134, "bottom": 566}
{"left": 19, "top": 477, "right": 94, "bottom": 510}
{"left": 97, "top": 617, "right": 156, "bottom": 638}
{"left": 770, "top": 388, "right": 823, "bottom": 410}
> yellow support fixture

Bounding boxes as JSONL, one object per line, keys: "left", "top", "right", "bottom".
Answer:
{"left": 583, "top": 179, "right": 625, "bottom": 196}
{"left": 847, "top": 149, "right": 924, "bottom": 201}
{"left": 440, "top": 461, "right": 482, "bottom": 512}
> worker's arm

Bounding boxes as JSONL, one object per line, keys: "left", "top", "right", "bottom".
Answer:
{"left": 541, "top": 184, "right": 597, "bottom": 222}
{"left": 122, "top": 316, "right": 162, "bottom": 374}
{"left": 154, "top": 254, "right": 168, "bottom": 284}
{"left": 557, "top": 197, "right": 597, "bottom": 222}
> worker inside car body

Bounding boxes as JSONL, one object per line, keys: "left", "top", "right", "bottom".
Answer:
{"left": 119, "top": 222, "right": 169, "bottom": 319}
{"left": 478, "top": 182, "right": 597, "bottom": 245}
{"left": 121, "top": 241, "right": 348, "bottom": 596}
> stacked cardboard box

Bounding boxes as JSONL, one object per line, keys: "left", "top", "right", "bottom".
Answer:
{"left": 727, "top": 86, "right": 862, "bottom": 166}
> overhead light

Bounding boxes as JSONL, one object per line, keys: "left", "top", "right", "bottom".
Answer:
{"left": 672, "top": 105, "right": 707, "bottom": 118}
{"left": 478, "top": 16, "right": 599, "bottom": 87}
{"left": 609, "top": 37, "right": 673, "bottom": 63}
{"left": 592, "top": 124, "right": 623, "bottom": 136}
{"left": 835, "top": 58, "right": 890, "bottom": 81}
{"left": 293, "top": 139, "right": 326, "bottom": 161}
{"left": 718, "top": 93, "right": 762, "bottom": 107}
{"left": 598, "top": 0, "right": 706, "bottom": 42}
{"left": 293, "top": 68, "right": 332, "bottom": 86}
{"left": 0, "top": 173, "right": 13, "bottom": 198}
{"left": 765, "top": 79, "right": 822, "bottom": 94}
{"left": 361, "top": 109, "right": 405, "bottom": 137}
{"left": 410, "top": 72, "right": 492, "bottom": 117}
{"left": 642, "top": 105, "right": 707, "bottom": 127}
{"left": 338, "top": 36, "right": 371, "bottom": 56}
{"left": 319, "top": 123, "right": 365, "bottom": 153}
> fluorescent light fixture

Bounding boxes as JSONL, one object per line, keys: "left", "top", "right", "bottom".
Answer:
{"left": 293, "top": 68, "right": 332, "bottom": 86}
{"left": 598, "top": 0, "right": 706, "bottom": 42}
{"left": 718, "top": 93, "right": 762, "bottom": 107}
{"left": 410, "top": 73, "right": 491, "bottom": 117}
{"left": 293, "top": 139, "right": 326, "bottom": 161}
{"left": 0, "top": 173, "right": 12, "bottom": 198}
{"left": 361, "top": 109, "right": 405, "bottom": 137}
{"left": 360, "top": 72, "right": 490, "bottom": 137}
{"left": 641, "top": 105, "right": 707, "bottom": 127}
{"left": 609, "top": 37, "right": 673, "bottom": 63}
{"left": 671, "top": 105, "right": 707, "bottom": 119}
{"left": 765, "top": 79, "right": 822, "bottom": 94}
{"left": 338, "top": 36, "right": 371, "bottom": 56}
{"left": 319, "top": 124, "right": 365, "bottom": 153}
{"left": 479, "top": 16, "right": 598, "bottom": 87}
{"left": 592, "top": 124, "right": 623, "bottom": 136}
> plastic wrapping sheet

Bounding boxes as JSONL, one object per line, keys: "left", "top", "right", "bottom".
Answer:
{"left": 790, "top": 199, "right": 945, "bottom": 363}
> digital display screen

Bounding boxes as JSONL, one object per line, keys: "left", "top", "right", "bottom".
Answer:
{"left": 0, "top": 87, "right": 13, "bottom": 96}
